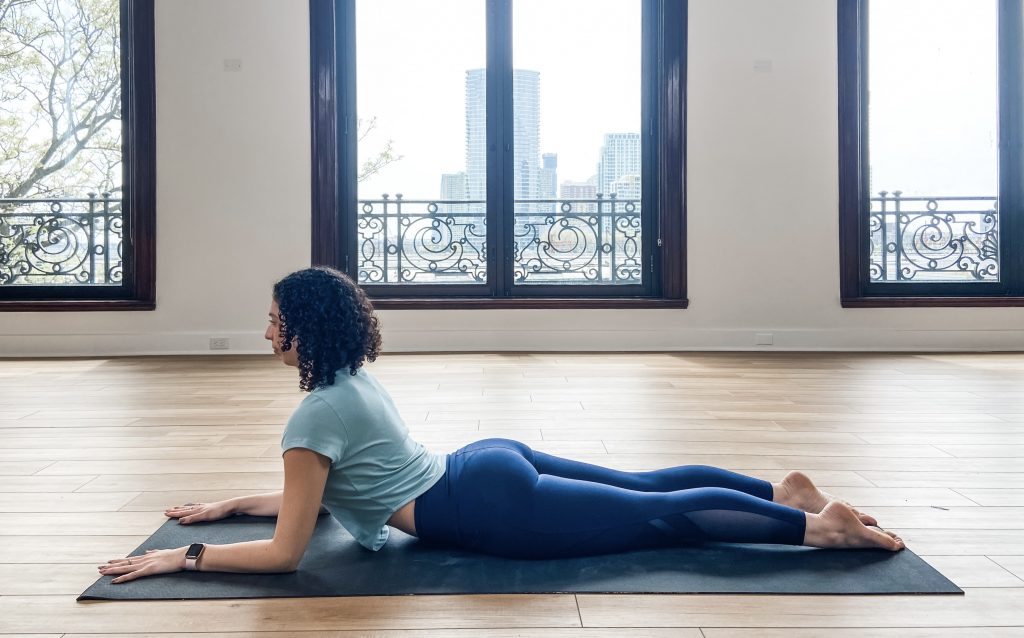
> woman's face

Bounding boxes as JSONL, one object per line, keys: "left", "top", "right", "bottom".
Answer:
{"left": 265, "top": 300, "right": 300, "bottom": 367}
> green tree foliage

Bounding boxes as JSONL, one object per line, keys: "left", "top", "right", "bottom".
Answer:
{"left": 0, "top": 1, "right": 399, "bottom": 196}
{"left": 0, "top": 0, "right": 121, "bottom": 199}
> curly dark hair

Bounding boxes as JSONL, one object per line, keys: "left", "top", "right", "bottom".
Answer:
{"left": 272, "top": 267, "right": 382, "bottom": 392}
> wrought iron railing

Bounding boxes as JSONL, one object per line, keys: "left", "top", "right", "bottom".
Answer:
{"left": 0, "top": 195, "right": 123, "bottom": 285}
{"left": 869, "top": 192, "right": 998, "bottom": 282}
{"left": 357, "top": 194, "right": 641, "bottom": 285}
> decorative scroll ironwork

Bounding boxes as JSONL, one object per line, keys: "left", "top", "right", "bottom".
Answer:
{"left": 0, "top": 195, "right": 123, "bottom": 286}
{"left": 357, "top": 195, "right": 487, "bottom": 284}
{"left": 514, "top": 195, "right": 641, "bottom": 284}
{"left": 356, "top": 194, "right": 643, "bottom": 285}
{"left": 869, "top": 192, "right": 998, "bottom": 282}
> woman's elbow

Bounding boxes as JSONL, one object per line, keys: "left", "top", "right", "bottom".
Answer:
{"left": 267, "top": 547, "right": 304, "bottom": 573}
{"left": 276, "top": 553, "right": 303, "bottom": 573}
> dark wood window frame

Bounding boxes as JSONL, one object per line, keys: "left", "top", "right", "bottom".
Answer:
{"left": 0, "top": 0, "right": 156, "bottom": 312}
{"left": 838, "top": 0, "right": 1024, "bottom": 308}
{"left": 309, "top": 0, "right": 687, "bottom": 310}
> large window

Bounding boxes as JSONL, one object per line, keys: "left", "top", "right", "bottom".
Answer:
{"left": 838, "top": 0, "right": 1024, "bottom": 305}
{"left": 0, "top": 0, "right": 155, "bottom": 311}
{"left": 310, "top": 0, "right": 686, "bottom": 307}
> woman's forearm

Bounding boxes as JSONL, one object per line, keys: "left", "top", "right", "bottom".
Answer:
{"left": 227, "top": 491, "right": 328, "bottom": 517}
{"left": 193, "top": 539, "right": 298, "bottom": 573}
{"left": 228, "top": 491, "right": 283, "bottom": 517}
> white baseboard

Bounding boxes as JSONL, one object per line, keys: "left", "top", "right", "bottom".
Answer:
{"left": 1, "top": 328, "right": 1023, "bottom": 357}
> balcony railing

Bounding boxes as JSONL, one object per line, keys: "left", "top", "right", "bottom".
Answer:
{"left": 869, "top": 193, "right": 998, "bottom": 282}
{"left": 357, "top": 194, "right": 642, "bottom": 285}
{"left": 0, "top": 195, "right": 123, "bottom": 286}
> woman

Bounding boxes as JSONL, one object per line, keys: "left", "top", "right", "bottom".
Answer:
{"left": 99, "top": 267, "right": 903, "bottom": 584}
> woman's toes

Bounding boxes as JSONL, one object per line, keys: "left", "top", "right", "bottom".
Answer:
{"left": 876, "top": 530, "right": 902, "bottom": 551}
{"left": 855, "top": 510, "right": 879, "bottom": 526}
{"left": 882, "top": 530, "right": 905, "bottom": 549}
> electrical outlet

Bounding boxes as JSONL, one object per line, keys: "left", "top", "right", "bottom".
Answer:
{"left": 756, "top": 333, "right": 774, "bottom": 346}
{"left": 209, "top": 337, "right": 231, "bottom": 350}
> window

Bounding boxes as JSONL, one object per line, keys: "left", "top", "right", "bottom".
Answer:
{"left": 838, "top": 0, "right": 1024, "bottom": 306}
{"left": 310, "top": 0, "right": 686, "bottom": 308}
{"left": 0, "top": 0, "right": 155, "bottom": 311}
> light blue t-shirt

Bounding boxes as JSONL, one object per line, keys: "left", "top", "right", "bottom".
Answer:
{"left": 280, "top": 368, "right": 445, "bottom": 551}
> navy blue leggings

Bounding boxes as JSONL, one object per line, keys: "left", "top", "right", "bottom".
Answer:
{"left": 414, "top": 439, "right": 806, "bottom": 559}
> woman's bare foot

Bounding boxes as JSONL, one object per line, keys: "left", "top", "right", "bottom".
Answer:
{"left": 803, "top": 501, "right": 904, "bottom": 551}
{"left": 773, "top": 470, "right": 878, "bottom": 526}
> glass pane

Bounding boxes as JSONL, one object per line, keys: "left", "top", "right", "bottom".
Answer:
{"left": 867, "top": 0, "right": 999, "bottom": 283}
{"left": 512, "top": 0, "right": 643, "bottom": 285}
{"left": 0, "top": 0, "right": 123, "bottom": 286}
{"left": 356, "top": 0, "right": 486, "bottom": 285}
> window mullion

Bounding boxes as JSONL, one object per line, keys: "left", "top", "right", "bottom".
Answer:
{"left": 335, "top": 0, "right": 357, "bottom": 275}
{"left": 1000, "top": 0, "right": 1024, "bottom": 294}
{"left": 485, "top": 0, "right": 512, "bottom": 297}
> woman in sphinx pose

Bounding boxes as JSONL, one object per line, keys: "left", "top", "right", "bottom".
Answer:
{"left": 101, "top": 267, "right": 902, "bottom": 583}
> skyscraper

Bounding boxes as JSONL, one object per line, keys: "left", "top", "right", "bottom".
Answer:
{"left": 611, "top": 173, "right": 641, "bottom": 201}
{"left": 465, "top": 69, "right": 542, "bottom": 203}
{"left": 596, "top": 133, "right": 641, "bottom": 199}
{"left": 439, "top": 171, "right": 466, "bottom": 213}
{"left": 560, "top": 178, "right": 597, "bottom": 200}
{"left": 465, "top": 69, "right": 487, "bottom": 202}
{"left": 513, "top": 70, "right": 541, "bottom": 203}
{"left": 560, "top": 177, "right": 597, "bottom": 214}
{"left": 540, "top": 153, "right": 558, "bottom": 200}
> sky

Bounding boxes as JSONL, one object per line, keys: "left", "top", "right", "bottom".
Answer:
{"left": 356, "top": 0, "right": 999, "bottom": 204}
{"left": 868, "top": 0, "right": 998, "bottom": 198}
{"left": 355, "top": 0, "right": 641, "bottom": 201}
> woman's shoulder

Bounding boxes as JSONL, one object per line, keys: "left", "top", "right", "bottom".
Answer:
{"left": 287, "top": 391, "right": 340, "bottom": 427}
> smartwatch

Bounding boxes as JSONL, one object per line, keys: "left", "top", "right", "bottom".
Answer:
{"left": 184, "top": 543, "right": 206, "bottom": 571}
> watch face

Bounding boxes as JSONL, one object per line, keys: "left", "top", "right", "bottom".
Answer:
{"left": 185, "top": 543, "right": 205, "bottom": 559}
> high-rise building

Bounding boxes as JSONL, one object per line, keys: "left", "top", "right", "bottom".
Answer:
{"left": 465, "top": 69, "right": 487, "bottom": 202}
{"left": 560, "top": 179, "right": 597, "bottom": 200}
{"left": 540, "top": 153, "right": 558, "bottom": 199}
{"left": 513, "top": 70, "right": 541, "bottom": 203}
{"left": 596, "top": 133, "right": 641, "bottom": 199}
{"left": 439, "top": 171, "right": 466, "bottom": 213}
{"left": 560, "top": 178, "right": 597, "bottom": 214}
{"left": 465, "top": 69, "right": 542, "bottom": 205}
{"left": 610, "top": 173, "right": 641, "bottom": 201}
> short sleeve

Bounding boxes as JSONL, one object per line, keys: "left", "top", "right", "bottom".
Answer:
{"left": 281, "top": 394, "right": 347, "bottom": 464}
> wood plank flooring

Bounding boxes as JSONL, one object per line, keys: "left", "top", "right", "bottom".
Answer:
{"left": 1, "top": 352, "right": 1023, "bottom": 636}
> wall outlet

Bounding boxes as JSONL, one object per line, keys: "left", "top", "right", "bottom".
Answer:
{"left": 756, "top": 333, "right": 774, "bottom": 346}
{"left": 209, "top": 337, "right": 231, "bottom": 350}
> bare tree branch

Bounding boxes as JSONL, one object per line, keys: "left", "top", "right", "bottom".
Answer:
{"left": 0, "top": 0, "right": 121, "bottom": 199}
{"left": 356, "top": 116, "right": 403, "bottom": 182}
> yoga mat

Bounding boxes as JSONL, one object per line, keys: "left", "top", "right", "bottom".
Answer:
{"left": 79, "top": 514, "right": 962, "bottom": 600}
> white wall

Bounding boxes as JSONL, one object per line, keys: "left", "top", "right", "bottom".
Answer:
{"left": 1, "top": 0, "right": 1022, "bottom": 356}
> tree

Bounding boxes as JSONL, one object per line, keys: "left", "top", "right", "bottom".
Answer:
{"left": 0, "top": 1, "right": 398, "bottom": 196}
{"left": 357, "top": 115, "right": 402, "bottom": 183}
{"left": 0, "top": 0, "right": 121, "bottom": 200}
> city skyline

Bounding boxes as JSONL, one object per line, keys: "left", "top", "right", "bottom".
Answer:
{"left": 450, "top": 68, "right": 640, "bottom": 204}
{"left": 356, "top": 0, "right": 641, "bottom": 202}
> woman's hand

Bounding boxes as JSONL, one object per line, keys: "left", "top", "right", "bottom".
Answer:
{"left": 164, "top": 501, "right": 235, "bottom": 525}
{"left": 98, "top": 547, "right": 187, "bottom": 584}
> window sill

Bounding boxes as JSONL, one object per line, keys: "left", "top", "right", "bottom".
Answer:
{"left": 0, "top": 299, "right": 156, "bottom": 312}
{"left": 370, "top": 297, "right": 689, "bottom": 310}
{"left": 842, "top": 296, "right": 1024, "bottom": 308}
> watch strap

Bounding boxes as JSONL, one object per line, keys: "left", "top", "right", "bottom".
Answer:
{"left": 184, "top": 543, "right": 206, "bottom": 571}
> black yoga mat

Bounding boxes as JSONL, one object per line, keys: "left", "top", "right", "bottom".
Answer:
{"left": 79, "top": 514, "right": 962, "bottom": 600}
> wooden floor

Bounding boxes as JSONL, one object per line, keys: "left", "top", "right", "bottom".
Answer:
{"left": 2, "top": 352, "right": 1024, "bottom": 636}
